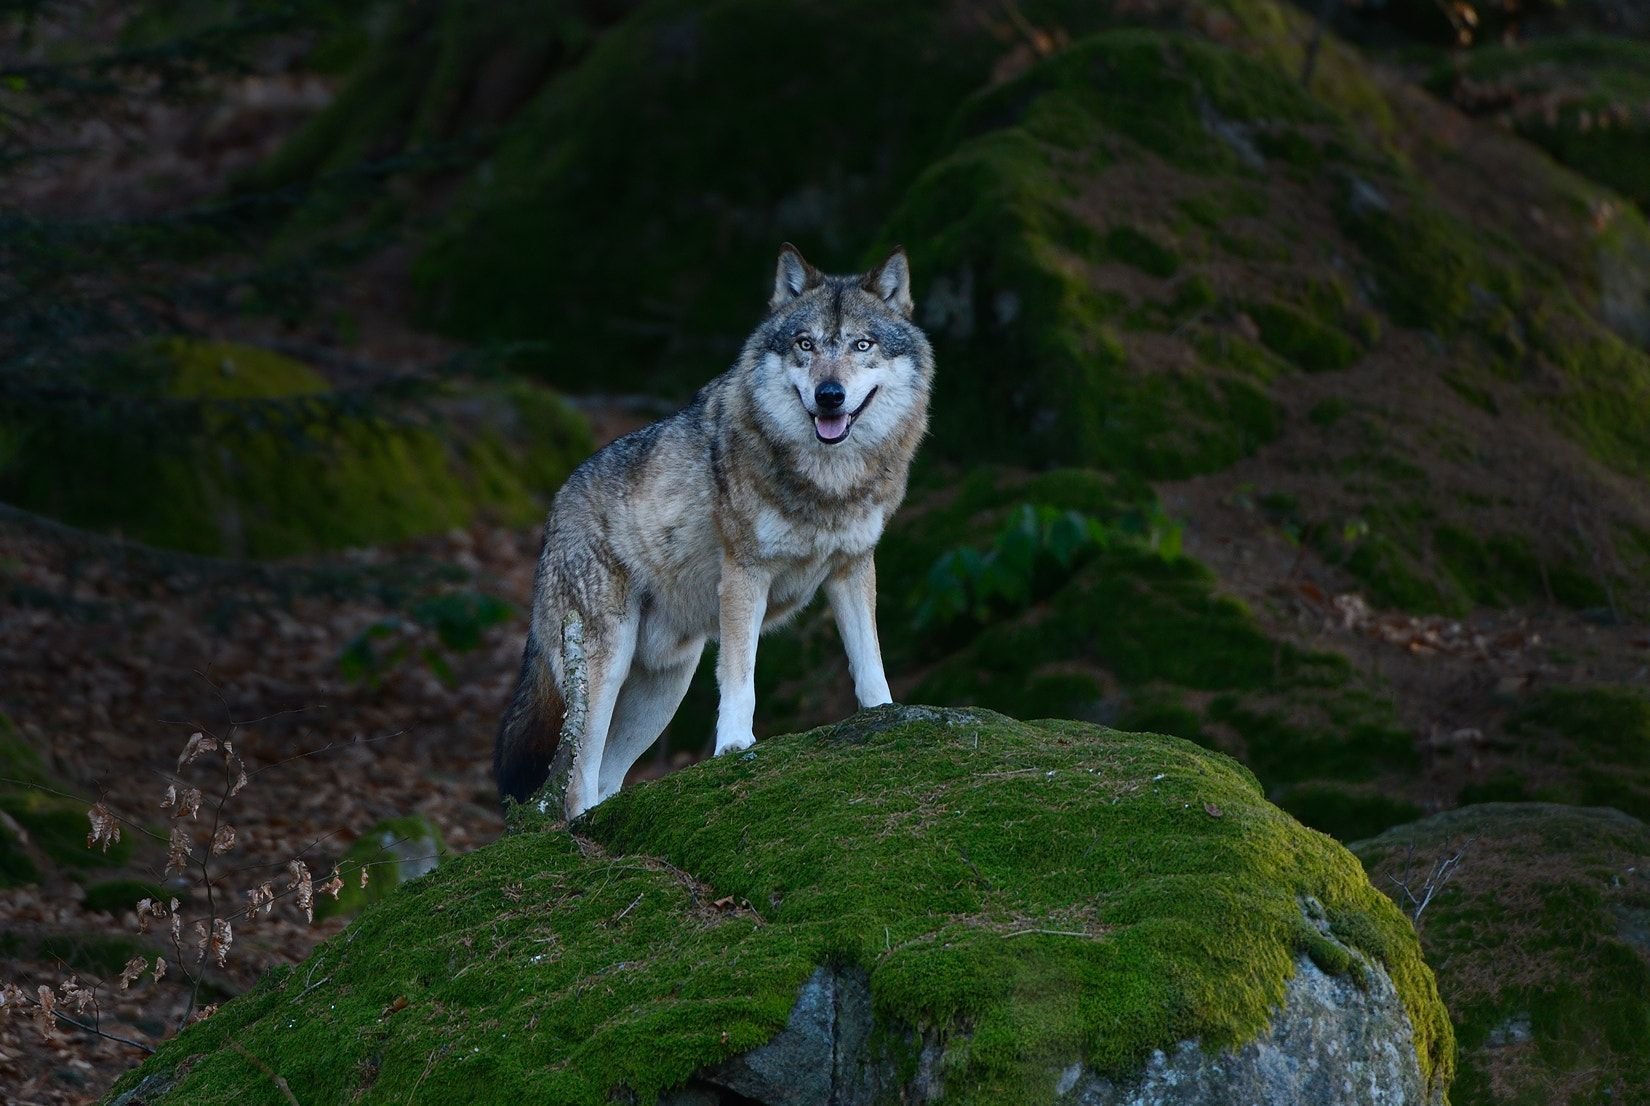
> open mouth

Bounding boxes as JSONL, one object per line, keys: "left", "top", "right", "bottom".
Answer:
{"left": 813, "top": 387, "right": 878, "bottom": 445}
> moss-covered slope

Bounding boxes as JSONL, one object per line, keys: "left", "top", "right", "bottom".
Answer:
{"left": 1475, "top": 686, "right": 1650, "bottom": 818}
{"left": 106, "top": 707, "right": 1451, "bottom": 1104}
{"left": 0, "top": 340, "right": 592, "bottom": 557}
{"left": 1355, "top": 803, "right": 1650, "bottom": 1105}
{"left": 1426, "top": 35, "right": 1650, "bottom": 214}
{"left": 870, "top": 14, "right": 1650, "bottom": 613}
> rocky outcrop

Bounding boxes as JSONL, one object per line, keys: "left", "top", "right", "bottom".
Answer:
{"left": 668, "top": 950, "right": 1437, "bottom": 1106}
{"left": 104, "top": 706, "right": 1452, "bottom": 1104}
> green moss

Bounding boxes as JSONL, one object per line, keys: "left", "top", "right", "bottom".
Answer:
{"left": 317, "top": 815, "right": 446, "bottom": 920}
{"left": 0, "top": 712, "right": 45, "bottom": 787}
{"left": 880, "top": 32, "right": 1315, "bottom": 475}
{"left": 851, "top": 470, "right": 1418, "bottom": 807}
{"left": 1276, "top": 782, "right": 1423, "bottom": 843}
{"left": 0, "top": 714, "right": 125, "bottom": 885}
{"left": 1432, "top": 525, "right": 1607, "bottom": 610}
{"left": 1432, "top": 36, "right": 1650, "bottom": 210}
{"left": 113, "top": 708, "right": 1451, "bottom": 1103}
{"left": 0, "top": 790, "right": 131, "bottom": 872}
{"left": 1247, "top": 300, "right": 1360, "bottom": 372}
{"left": 0, "top": 821, "right": 37, "bottom": 887}
{"left": 1333, "top": 525, "right": 1464, "bottom": 616}
{"left": 1355, "top": 803, "right": 1650, "bottom": 1105}
{"left": 1104, "top": 225, "right": 1180, "bottom": 278}
{"left": 1336, "top": 182, "right": 1507, "bottom": 335}
{"left": 1534, "top": 319, "right": 1650, "bottom": 482}
{"left": 0, "top": 340, "right": 592, "bottom": 557}
{"left": 82, "top": 878, "right": 168, "bottom": 915}
{"left": 1505, "top": 687, "right": 1650, "bottom": 821}
{"left": 405, "top": 0, "right": 1120, "bottom": 392}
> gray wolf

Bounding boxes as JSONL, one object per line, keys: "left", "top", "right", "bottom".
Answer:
{"left": 495, "top": 244, "right": 934, "bottom": 818}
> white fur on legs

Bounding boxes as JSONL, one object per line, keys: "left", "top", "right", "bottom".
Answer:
{"left": 596, "top": 652, "right": 701, "bottom": 801}
{"left": 825, "top": 559, "right": 892, "bottom": 708}
{"left": 564, "top": 610, "right": 638, "bottom": 820}
{"left": 715, "top": 560, "right": 769, "bottom": 755}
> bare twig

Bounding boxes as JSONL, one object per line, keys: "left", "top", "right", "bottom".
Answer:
{"left": 9, "top": 992, "right": 155, "bottom": 1054}
{"left": 229, "top": 1040, "right": 301, "bottom": 1106}
{"left": 0, "top": 777, "right": 168, "bottom": 846}
{"left": 1387, "top": 839, "right": 1472, "bottom": 924}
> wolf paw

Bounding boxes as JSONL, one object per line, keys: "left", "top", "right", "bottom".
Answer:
{"left": 714, "top": 732, "right": 756, "bottom": 756}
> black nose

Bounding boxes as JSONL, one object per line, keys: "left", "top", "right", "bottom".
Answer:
{"left": 815, "top": 380, "right": 846, "bottom": 411}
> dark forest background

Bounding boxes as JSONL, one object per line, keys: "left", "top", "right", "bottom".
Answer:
{"left": 2, "top": 1, "right": 1649, "bottom": 1102}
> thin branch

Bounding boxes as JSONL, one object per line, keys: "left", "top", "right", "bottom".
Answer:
{"left": 0, "top": 776, "right": 168, "bottom": 845}
{"left": 10, "top": 992, "right": 155, "bottom": 1054}
{"left": 229, "top": 1040, "right": 302, "bottom": 1106}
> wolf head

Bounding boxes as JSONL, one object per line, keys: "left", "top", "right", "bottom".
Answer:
{"left": 745, "top": 243, "right": 934, "bottom": 460}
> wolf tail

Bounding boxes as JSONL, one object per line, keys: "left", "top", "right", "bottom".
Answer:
{"left": 494, "top": 631, "right": 566, "bottom": 805}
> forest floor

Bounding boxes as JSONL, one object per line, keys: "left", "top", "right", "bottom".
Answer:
{"left": 4, "top": 21, "right": 1650, "bottom": 1106}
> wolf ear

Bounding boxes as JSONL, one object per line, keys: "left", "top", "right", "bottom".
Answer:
{"left": 863, "top": 247, "right": 913, "bottom": 318}
{"left": 770, "top": 243, "right": 823, "bottom": 311}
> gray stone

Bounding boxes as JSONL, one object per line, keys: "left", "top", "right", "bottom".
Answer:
{"left": 1068, "top": 956, "right": 1435, "bottom": 1105}
{"left": 674, "top": 942, "right": 1437, "bottom": 1106}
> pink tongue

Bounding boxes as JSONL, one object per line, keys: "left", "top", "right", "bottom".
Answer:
{"left": 815, "top": 413, "right": 850, "bottom": 440}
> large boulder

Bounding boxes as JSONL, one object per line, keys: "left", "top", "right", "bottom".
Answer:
{"left": 106, "top": 706, "right": 1451, "bottom": 1104}
{"left": 0, "top": 339, "right": 591, "bottom": 557}
{"left": 1355, "top": 803, "right": 1650, "bottom": 1104}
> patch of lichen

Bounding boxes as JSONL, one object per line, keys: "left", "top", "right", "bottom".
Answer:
{"left": 0, "top": 340, "right": 592, "bottom": 557}
{"left": 1355, "top": 803, "right": 1650, "bottom": 1106}
{"left": 109, "top": 708, "right": 1451, "bottom": 1104}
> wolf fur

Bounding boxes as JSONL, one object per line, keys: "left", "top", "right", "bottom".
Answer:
{"left": 495, "top": 244, "right": 934, "bottom": 818}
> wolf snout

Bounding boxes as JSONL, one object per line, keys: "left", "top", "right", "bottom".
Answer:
{"left": 815, "top": 379, "right": 846, "bottom": 412}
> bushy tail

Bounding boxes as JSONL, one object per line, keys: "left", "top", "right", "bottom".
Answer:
{"left": 495, "top": 631, "right": 566, "bottom": 805}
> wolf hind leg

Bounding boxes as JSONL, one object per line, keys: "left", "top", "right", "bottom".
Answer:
{"left": 564, "top": 607, "right": 640, "bottom": 821}
{"left": 596, "top": 647, "right": 702, "bottom": 802}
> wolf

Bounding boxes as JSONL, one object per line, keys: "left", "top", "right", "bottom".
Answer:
{"left": 495, "top": 244, "right": 934, "bottom": 819}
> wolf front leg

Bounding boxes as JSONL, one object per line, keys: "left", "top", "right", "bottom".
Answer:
{"left": 563, "top": 603, "right": 639, "bottom": 821}
{"left": 715, "top": 558, "right": 770, "bottom": 756}
{"left": 825, "top": 555, "right": 893, "bottom": 708}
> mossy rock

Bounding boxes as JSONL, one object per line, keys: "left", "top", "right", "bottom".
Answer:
{"left": 1355, "top": 803, "right": 1650, "bottom": 1105}
{"left": 0, "top": 713, "right": 129, "bottom": 885}
{"left": 0, "top": 340, "right": 592, "bottom": 557}
{"left": 877, "top": 28, "right": 1334, "bottom": 475}
{"left": 1495, "top": 685, "right": 1650, "bottom": 820}
{"left": 407, "top": 0, "right": 1126, "bottom": 395}
{"left": 0, "top": 789, "right": 131, "bottom": 874}
{"left": 1429, "top": 36, "right": 1650, "bottom": 213}
{"left": 316, "top": 814, "right": 446, "bottom": 920}
{"left": 860, "top": 469, "right": 1419, "bottom": 835}
{"left": 1247, "top": 300, "right": 1360, "bottom": 372}
{"left": 107, "top": 707, "right": 1451, "bottom": 1104}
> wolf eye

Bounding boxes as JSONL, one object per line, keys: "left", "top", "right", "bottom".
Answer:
{"left": 796, "top": 337, "right": 813, "bottom": 352}
{"left": 854, "top": 339, "right": 874, "bottom": 352}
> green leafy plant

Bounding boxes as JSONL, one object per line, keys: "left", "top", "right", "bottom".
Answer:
{"left": 913, "top": 503, "right": 1183, "bottom": 634}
